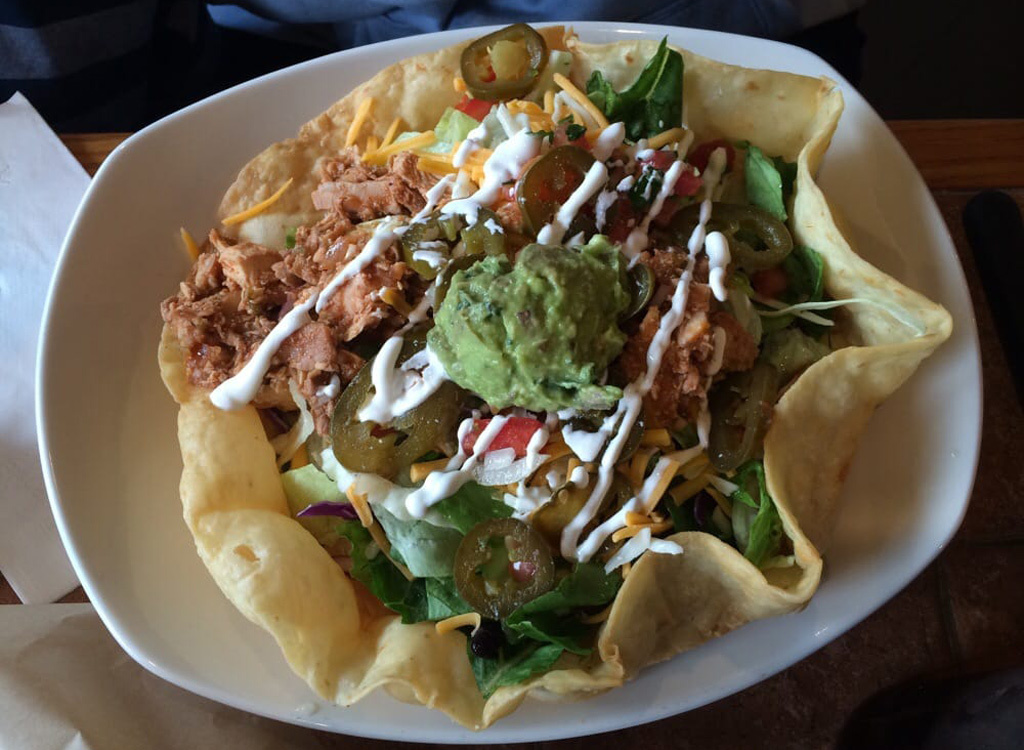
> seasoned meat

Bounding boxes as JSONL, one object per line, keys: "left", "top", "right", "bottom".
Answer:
{"left": 161, "top": 224, "right": 409, "bottom": 423}
{"left": 614, "top": 282, "right": 716, "bottom": 428}
{"left": 711, "top": 310, "right": 759, "bottom": 373}
{"left": 311, "top": 147, "right": 438, "bottom": 221}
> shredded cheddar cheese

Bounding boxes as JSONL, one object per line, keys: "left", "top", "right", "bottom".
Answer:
{"left": 416, "top": 155, "right": 460, "bottom": 177}
{"left": 436, "top": 612, "right": 481, "bottom": 634}
{"left": 365, "top": 135, "right": 379, "bottom": 152}
{"left": 380, "top": 117, "right": 404, "bottom": 150}
{"left": 221, "top": 178, "right": 293, "bottom": 226}
{"left": 543, "top": 89, "right": 555, "bottom": 114}
{"left": 380, "top": 287, "right": 412, "bottom": 316}
{"left": 453, "top": 76, "right": 467, "bottom": 93}
{"left": 409, "top": 457, "right": 451, "bottom": 483}
{"left": 647, "top": 127, "right": 689, "bottom": 150}
{"left": 625, "top": 511, "right": 651, "bottom": 527}
{"left": 611, "top": 521, "right": 674, "bottom": 543}
{"left": 345, "top": 97, "right": 374, "bottom": 148}
{"left": 553, "top": 73, "right": 609, "bottom": 128}
{"left": 640, "top": 428, "right": 671, "bottom": 448}
{"left": 345, "top": 485, "right": 374, "bottom": 529}
{"left": 179, "top": 227, "right": 200, "bottom": 260}
{"left": 628, "top": 447, "right": 656, "bottom": 488}
{"left": 680, "top": 454, "right": 710, "bottom": 480}
{"left": 641, "top": 459, "right": 681, "bottom": 510}
{"left": 362, "top": 130, "right": 436, "bottom": 165}
{"left": 706, "top": 486, "right": 732, "bottom": 518}
{"left": 670, "top": 473, "right": 711, "bottom": 505}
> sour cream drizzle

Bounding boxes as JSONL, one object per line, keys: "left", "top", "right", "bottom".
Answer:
{"left": 590, "top": 122, "right": 626, "bottom": 162}
{"left": 404, "top": 415, "right": 510, "bottom": 517}
{"left": 621, "top": 159, "right": 690, "bottom": 260}
{"left": 453, "top": 121, "right": 489, "bottom": 168}
{"left": 442, "top": 127, "right": 543, "bottom": 225}
{"left": 562, "top": 147, "right": 729, "bottom": 562}
{"left": 705, "top": 230, "right": 731, "bottom": 301}
{"left": 412, "top": 174, "right": 455, "bottom": 222}
{"left": 209, "top": 292, "right": 317, "bottom": 410}
{"left": 537, "top": 160, "right": 609, "bottom": 245}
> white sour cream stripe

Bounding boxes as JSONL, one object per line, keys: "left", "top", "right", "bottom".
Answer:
{"left": 537, "top": 160, "right": 609, "bottom": 245}
{"left": 404, "top": 415, "right": 510, "bottom": 517}
{"left": 705, "top": 230, "right": 731, "bottom": 302}
{"left": 316, "top": 219, "right": 403, "bottom": 314}
{"left": 591, "top": 122, "right": 626, "bottom": 162}
{"left": 453, "top": 121, "right": 489, "bottom": 168}
{"left": 209, "top": 293, "right": 317, "bottom": 410}
{"left": 411, "top": 174, "right": 455, "bottom": 222}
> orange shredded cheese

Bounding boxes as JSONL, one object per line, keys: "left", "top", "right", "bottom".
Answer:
{"left": 628, "top": 447, "right": 656, "bottom": 488}
{"left": 345, "top": 97, "right": 374, "bottom": 148}
{"left": 611, "top": 521, "right": 673, "bottom": 543}
{"left": 416, "top": 155, "right": 460, "bottom": 176}
{"left": 640, "top": 429, "right": 671, "bottom": 448}
{"left": 380, "top": 117, "right": 404, "bottom": 150}
{"left": 179, "top": 227, "right": 200, "bottom": 260}
{"left": 543, "top": 89, "right": 555, "bottom": 114}
{"left": 680, "top": 454, "right": 710, "bottom": 480}
{"left": 221, "top": 178, "right": 293, "bottom": 226}
{"left": 365, "top": 135, "right": 379, "bottom": 152}
{"left": 553, "top": 73, "right": 609, "bottom": 128}
{"left": 345, "top": 485, "right": 374, "bottom": 528}
{"left": 380, "top": 287, "right": 412, "bottom": 316}
{"left": 436, "top": 612, "right": 481, "bottom": 634}
{"left": 453, "top": 76, "right": 467, "bottom": 93}
{"left": 362, "top": 130, "right": 436, "bottom": 165}
{"left": 670, "top": 473, "right": 711, "bottom": 505}
{"left": 647, "top": 127, "right": 688, "bottom": 149}
{"left": 625, "top": 511, "right": 651, "bottom": 527}
{"left": 409, "top": 457, "right": 450, "bottom": 483}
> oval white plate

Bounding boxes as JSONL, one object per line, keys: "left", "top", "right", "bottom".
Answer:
{"left": 37, "top": 22, "right": 981, "bottom": 743}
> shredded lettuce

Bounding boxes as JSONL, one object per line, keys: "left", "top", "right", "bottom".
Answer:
{"left": 434, "top": 106, "right": 481, "bottom": 145}
{"left": 729, "top": 462, "right": 784, "bottom": 568}
{"left": 468, "top": 640, "right": 564, "bottom": 699}
{"left": 504, "top": 563, "right": 621, "bottom": 654}
{"left": 586, "top": 37, "right": 683, "bottom": 141}
{"left": 281, "top": 464, "right": 348, "bottom": 550}
{"left": 432, "top": 481, "right": 512, "bottom": 534}
{"left": 744, "top": 145, "right": 796, "bottom": 222}
{"left": 373, "top": 506, "right": 462, "bottom": 578}
{"left": 761, "top": 328, "right": 830, "bottom": 380}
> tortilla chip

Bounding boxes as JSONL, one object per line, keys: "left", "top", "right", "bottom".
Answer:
{"left": 159, "top": 32, "right": 951, "bottom": 729}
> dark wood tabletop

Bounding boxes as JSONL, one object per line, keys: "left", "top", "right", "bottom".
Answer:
{"left": 4, "top": 121, "right": 1022, "bottom": 749}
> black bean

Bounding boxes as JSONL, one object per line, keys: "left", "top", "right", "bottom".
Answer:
{"left": 470, "top": 619, "right": 504, "bottom": 659}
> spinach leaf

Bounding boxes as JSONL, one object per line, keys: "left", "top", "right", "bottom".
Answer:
{"left": 336, "top": 521, "right": 428, "bottom": 622}
{"left": 586, "top": 37, "right": 684, "bottom": 141}
{"left": 744, "top": 145, "right": 788, "bottom": 221}
{"left": 729, "top": 462, "right": 784, "bottom": 567}
{"left": 424, "top": 577, "right": 474, "bottom": 621}
{"left": 468, "top": 640, "right": 565, "bottom": 698}
{"left": 373, "top": 506, "right": 462, "bottom": 578}
{"left": 432, "top": 481, "right": 512, "bottom": 535}
{"left": 504, "top": 563, "right": 621, "bottom": 654}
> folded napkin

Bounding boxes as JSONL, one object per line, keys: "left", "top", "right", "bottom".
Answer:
{"left": 0, "top": 605, "right": 321, "bottom": 748}
{"left": 0, "top": 92, "right": 86, "bottom": 603}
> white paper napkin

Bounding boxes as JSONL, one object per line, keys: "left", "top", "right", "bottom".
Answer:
{"left": 0, "top": 92, "right": 87, "bottom": 603}
{"left": 0, "top": 605, "right": 320, "bottom": 748}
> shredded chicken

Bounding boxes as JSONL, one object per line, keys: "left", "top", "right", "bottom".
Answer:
{"left": 311, "top": 148, "right": 438, "bottom": 221}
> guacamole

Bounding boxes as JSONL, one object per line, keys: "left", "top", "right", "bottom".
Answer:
{"left": 428, "top": 237, "right": 630, "bottom": 411}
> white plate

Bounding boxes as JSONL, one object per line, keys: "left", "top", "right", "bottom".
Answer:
{"left": 37, "top": 22, "right": 982, "bottom": 742}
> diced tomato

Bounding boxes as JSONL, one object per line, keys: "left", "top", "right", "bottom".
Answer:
{"left": 462, "top": 417, "right": 544, "bottom": 458}
{"left": 640, "top": 149, "right": 676, "bottom": 171}
{"left": 605, "top": 197, "right": 637, "bottom": 243}
{"left": 751, "top": 267, "right": 789, "bottom": 298}
{"left": 454, "top": 94, "right": 492, "bottom": 122}
{"left": 653, "top": 195, "right": 683, "bottom": 228}
{"left": 688, "top": 139, "right": 736, "bottom": 173}
{"left": 673, "top": 165, "right": 703, "bottom": 197}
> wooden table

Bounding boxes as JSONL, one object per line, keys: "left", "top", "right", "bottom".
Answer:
{"left": 4, "top": 121, "right": 1023, "bottom": 748}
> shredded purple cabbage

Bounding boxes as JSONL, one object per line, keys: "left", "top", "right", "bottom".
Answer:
{"left": 693, "top": 491, "right": 716, "bottom": 530}
{"left": 296, "top": 501, "right": 358, "bottom": 519}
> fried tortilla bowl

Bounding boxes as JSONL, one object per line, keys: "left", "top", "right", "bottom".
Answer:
{"left": 158, "top": 28, "right": 952, "bottom": 729}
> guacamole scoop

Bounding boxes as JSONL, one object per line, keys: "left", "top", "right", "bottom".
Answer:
{"left": 428, "top": 237, "right": 630, "bottom": 412}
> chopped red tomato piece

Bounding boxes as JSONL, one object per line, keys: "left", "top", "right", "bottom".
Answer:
{"left": 455, "top": 94, "right": 493, "bottom": 122}
{"left": 688, "top": 139, "right": 736, "bottom": 173}
{"left": 462, "top": 417, "right": 544, "bottom": 457}
{"left": 605, "top": 197, "right": 637, "bottom": 243}
{"left": 640, "top": 149, "right": 676, "bottom": 171}
{"left": 673, "top": 165, "right": 703, "bottom": 197}
{"left": 751, "top": 267, "right": 789, "bottom": 298}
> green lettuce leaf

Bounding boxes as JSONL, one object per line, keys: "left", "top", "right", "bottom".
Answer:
{"left": 424, "top": 577, "right": 474, "bottom": 621}
{"left": 586, "top": 37, "right": 683, "bottom": 141}
{"left": 431, "top": 481, "right": 512, "bottom": 535}
{"left": 504, "top": 563, "right": 621, "bottom": 654}
{"left": 373, "top": 506, "right": 462, "bottom": 578}
{"left": 468, "top": 640, "right": 565, "bottom": 698}
{"left": 434, "top": 106, "right": 481, "bottom": 144}
{"left": 761, "top": 328, "right": 830, "bottom": 380}
{"left": 280, "top": 464, "right": 346, "bottom": 550}
{"left": 337, "top": 521, "right": 427, "bottom": 622}
{"left": 729, "top": 462, "right": 784, "bottom": 567}
{"left": 744, "top": 145, "right": 788, "bottom": 221}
